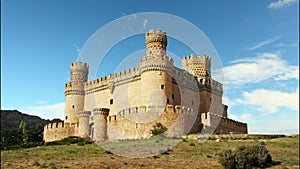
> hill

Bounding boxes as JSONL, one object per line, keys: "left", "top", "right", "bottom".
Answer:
{"left": 0, "top": 110, "right": 62, "bottom": 131}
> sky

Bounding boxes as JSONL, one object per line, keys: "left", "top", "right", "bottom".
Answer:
{"left": 1, "top": 0, "right": 299, "bottom": 134}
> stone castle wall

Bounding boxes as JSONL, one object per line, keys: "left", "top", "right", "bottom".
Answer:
{"left": 43, "top": 29, "right": 248, "bottom": 142}
{"left": 202, "top": 112, "right": 247, "bottom": 134}
{"left": 43, "top": 122, "right": 79, "bottom": 142}
{"left": 106, "top": 104, "right": 197, "bottom": 140}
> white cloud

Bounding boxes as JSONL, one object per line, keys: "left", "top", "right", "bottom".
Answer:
{"left": 143, "top": 19, "right": 148, "bottom": 29}
{"left": 268, "top": 0, "right": 297, "bottom": 9}
{"left": 223, "top": 96, "right": 237, "bottom": 106}
{"left": 229, "top": 113, "right": 252, "bottom": 123}
{"left": 248, "top": 37, "right": 280, "bottom": 50}
{"left": 221, "top": 52, "right": 299, "bottom": 85}
{"left": 236, "top": 88, "right": 299, "bottom": 114}
{"left": 20, "top": 102, "right": 65, "bottom": 120}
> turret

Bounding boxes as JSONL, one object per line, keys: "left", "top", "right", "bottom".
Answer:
{"left": 64, "top": 62, "right": 89, "bottom": 125}
{"left": 182, "top": 54, "right": 211, "bottom": 78}
{"left": 93, "top": 108, "right": 110, "bottom": 142}
{"left": 78, "top": 111, "right": 91, "bottom": 138}
{"left": 145, "top": 29, "right": 167, "bottom": 57}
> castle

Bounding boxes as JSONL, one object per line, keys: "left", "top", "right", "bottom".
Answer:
{"left": 44, "top": 29, "right": 247, "bottom": 142}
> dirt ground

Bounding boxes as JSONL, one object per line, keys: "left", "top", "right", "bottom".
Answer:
{"left": 1, "top": 136, "right": 299, "bottom": 169}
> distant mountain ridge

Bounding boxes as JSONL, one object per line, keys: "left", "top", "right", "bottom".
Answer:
{"left": 1, "top": 110, "right": 62, "bottom": 131}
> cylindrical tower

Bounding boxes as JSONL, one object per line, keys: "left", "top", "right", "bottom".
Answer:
{"left": 93, "top": 108, "right": 109, "bottom": 142}
{"left": 64, "top": 62, "right": 89, "bottom": 125}
{"left": 77, "top": 111, "right": 91, "bottom": 138}
{"left": 140, "top": 70, "right": 173, "bottom": 108}
{"left": 145, "top": 29, "right": 167, "bottom": 57}
{"left": 140, "top": 29, "right": 173, "bottom": 109}
{"left": 182, "top": 54, "right": 211, "bottom": 78}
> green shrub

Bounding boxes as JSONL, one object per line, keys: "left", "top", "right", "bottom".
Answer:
{"left": 218, "top": 145, "right": 272, "bottom": 169}
{"left": 77, "top": 142, "right": 85, "bottom": 146}
{"left": 206, "top": 154, "right": 213, "bottom": 158}
{"left": 22, "top": 142, "right": 39, "bottom": 148}
{"left": 218, "top": 149, "right": 236, "bottom": 169}
{"left": 159, "top": 149, "right": 169, "bottom": 155}
{"left": 45, "top": 136, "right": 93, "bottom": 146}
{"left": 189, "top": 143, "right": 196, "bottom": 146}
{"left": 151, "top": 123, "right": 167, "bottom": 136}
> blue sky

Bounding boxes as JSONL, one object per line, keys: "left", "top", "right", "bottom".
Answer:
{"left": 1, "top": 0, "right": 299, "bottom": 134}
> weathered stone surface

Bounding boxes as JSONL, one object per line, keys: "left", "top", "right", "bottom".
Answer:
{"left": 43, "top": 29, "right": 247, "bottom": 142}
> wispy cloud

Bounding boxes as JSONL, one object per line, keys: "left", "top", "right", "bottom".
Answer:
{"left": 229, "top": 113, "right": 252, "bottom": 123}
{"left": 273, "top": 42, "right": 298, "bottom": 47}
{"left": 268, "top": 0, "right": 298, "bottom": 9}
{"left": 20, "top": 102, "right": 65, "bottom": 120}
{"left": 73, "top": 43, "right": 81, "bottom": 54}
{"left": 219, "top": 51, "right": 299, "bottom": 86}
{"left": 248, "top": 37, "right": 280, "bottom": 50}
{"left": 143, "top": 19, "right": 148, "bottom": 29}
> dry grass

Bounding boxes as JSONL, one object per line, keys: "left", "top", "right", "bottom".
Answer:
{"left": 1, "top": 135, "right": 299, "bottom": 169}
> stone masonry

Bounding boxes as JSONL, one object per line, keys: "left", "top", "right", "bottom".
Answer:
{"left": 43, "top": 29, "right": 247, "bottom": 142}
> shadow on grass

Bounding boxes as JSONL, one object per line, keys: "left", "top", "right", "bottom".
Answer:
{"left": 264, "top": 161, "right": 281, "bottom": 168}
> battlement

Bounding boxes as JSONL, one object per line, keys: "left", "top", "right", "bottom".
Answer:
{"left": 70, "top": 62, "right": 89, "bottom": 83}
{"left": 44, "top": 122, "right": 65, "bottom": 129}
{"left": 64, "top": 82, "right": 85, "bottom": 96}
{"left": 201, "top": 112, "right": 248, "bottom": 134}
{"left": 182, "top": 53, "right": 211, "bottom": 78}
{"left": 43, "top": 122, "right": 80, "bottom": 142}
{"left": 206, "top": 112, "right": 246, "bottom": 126}
{"left": 182, "top": 53, "right": 211, "bottom": 62}
{"left": 84, "top": 75, "right": 111, "bottom": 87}
{"left": 78, "top": 110, "right": 91, "bottom": 117}
{"left": 198, "top": 77, "right": 223, "bottom": 91}
{"left": 111, "top": 104, "right": 195, "bottom": 122}
{"left": 93, "top": 108, "right": 110, "bottom": 115}
{"left": 44, "top": 122, "right": 80, "bottom": 130}
{"left": 84, "top": 66, "right": 141, "bottom": 94}
{"left": 140, "top": 55, "right": 174, "bottom": 73}
{"left": 145, "top": 29, "right": 167, "bottom": 47}
{"left": 70, "top": 62, "right": 89, "bottom": 71}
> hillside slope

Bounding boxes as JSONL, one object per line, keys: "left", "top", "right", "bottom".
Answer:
{"left": 1, "top": 110, "right": 62, "bottom": 130}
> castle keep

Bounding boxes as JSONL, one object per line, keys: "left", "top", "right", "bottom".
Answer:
{"left": 44, "top": 29, "right": 247, "bottom": 142}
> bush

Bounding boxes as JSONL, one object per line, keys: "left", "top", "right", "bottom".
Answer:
{"left": 218, "top": 145, "right": 272, "bottom": 169}
{"left": 151, "top": 123, "right": 167, "bottom": 136}
{"left": 22, "top": 142, "right": 39, "bottom": 148}
{"left": 45, "top": 136, "right": 94, "bottom": 146}
{"left": 218, "top": 149, "right": 236, "bottom": 169}
{"left": 189, "top": 143, "right": 196, "bottom": 146}
{"left": 77, "top": 142, "right": 85, "bottom": 146}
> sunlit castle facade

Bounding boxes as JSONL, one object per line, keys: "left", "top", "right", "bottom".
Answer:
{"left": 44, "top": 29, "right": 247, "bottom": 142}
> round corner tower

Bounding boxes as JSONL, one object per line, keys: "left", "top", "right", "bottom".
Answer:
{"left": 93, "top": 108, "right": 110, "bottom": 142}
{"left": 64, "top": 62, "right": 89, "bottom": 125}
{"left": 145, "top": 29, "right": 167, "bottom": 57}
{"left": 78, "top": 110, "right": 91, "bottom": 138}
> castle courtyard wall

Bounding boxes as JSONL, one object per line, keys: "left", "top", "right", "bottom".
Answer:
{"left": 43, "top": 122, "right": 79, "bottom": 142}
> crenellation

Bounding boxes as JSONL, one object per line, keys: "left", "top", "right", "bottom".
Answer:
{"left": 44, "top": 29, "right": 247, "bottom": 143}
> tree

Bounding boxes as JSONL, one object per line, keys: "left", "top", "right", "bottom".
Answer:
{"left": 18, "top": 120, "right": 28, "bottom": 145}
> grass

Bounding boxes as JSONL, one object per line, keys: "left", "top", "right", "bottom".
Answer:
{"left": 1, "top": 135, "right": 299, "bottom": 169}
